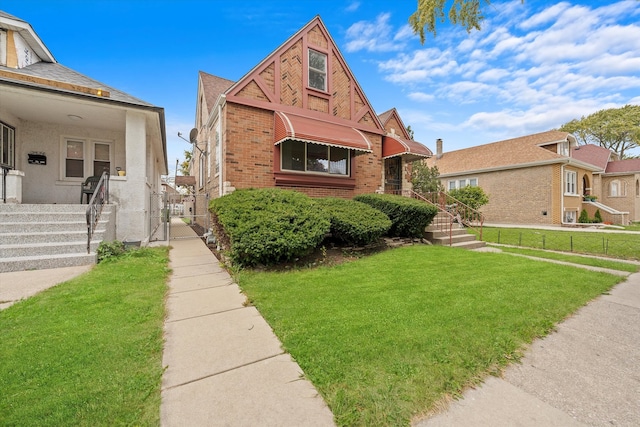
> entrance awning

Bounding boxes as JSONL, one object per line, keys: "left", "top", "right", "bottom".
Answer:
{"left": 382, "top": 135, "right": 433, "bottom": 160}
{"left": 274, "top": 111, "right": 372, "bottom": 153}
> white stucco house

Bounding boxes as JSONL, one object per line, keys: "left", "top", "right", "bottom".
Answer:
{"left": 0, "top": 11, "right": 167, "bottom": 271}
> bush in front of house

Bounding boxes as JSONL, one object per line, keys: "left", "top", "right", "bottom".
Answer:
{"left": 447, "top": 186, "right": 489, "bottom": 211}
{"left": 316, "top": 197, "right": 392, "bottom": 246}
{"left": 209, "top": 188, "right": 330, "bottom": 267}
{"left": 594, "top": 209, "right": 603, "bottom": 223}
{"left": 579, "top": 209, "right": 590, "bottom": 223}
{"left": 354, "top": 193, "right": 438, "bottom": 238}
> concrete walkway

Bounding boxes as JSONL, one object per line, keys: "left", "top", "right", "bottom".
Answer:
{"left": 414, "top": 270, "right": 640, "bottom": 426}
{"left": 160, "top": 220, "right": 335, "bottom": 426}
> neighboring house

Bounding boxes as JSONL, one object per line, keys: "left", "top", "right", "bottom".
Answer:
{"left": 426, "top": 130, "right": 631, "bottom": 225}
{"left": 0, "top": 11, "right": 167, "bottom": 271}
{"left": 189, "top": 16, "right": 431, "bottom": 212}
{"left": 601, "top": 158, "right": 640, "bottom": 222}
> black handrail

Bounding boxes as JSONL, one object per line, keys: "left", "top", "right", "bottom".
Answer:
{"left": 86, "top": 171, "right": 110, "bottom": 253}
{"left": 1, "top": 166, "right": 8, "bottom": 204}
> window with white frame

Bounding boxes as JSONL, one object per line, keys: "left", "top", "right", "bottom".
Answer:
{"left": 609, "top": 179, "right": 627, "bottom": 197}
{"left": 308, "top": 49, "right": 327, "bottom": 92}
{"left": 61, "top": 138, "right": 113, "bottom": 179}
{"left": 565, "top": 210, "right": 577, "bottom": 223}
{"left": 199, "top": 152, "right": 205, "bottom": 188}
{"left": 214, "top": 130, "right": 220, "bottom": 175}
{"left": 558, "top": 140, "right": 569, "bottom": 156}
{"left": 565, "top": 170, "right": 577, "bottom": 194}
{"left": 1, "top": 121, "right": 15, "bottom": 169}
{"left": 281, "top": 140, "right": 349, "bottom": 176}
{"left": 448, "top": 177, "right": 478, "bottom": 190}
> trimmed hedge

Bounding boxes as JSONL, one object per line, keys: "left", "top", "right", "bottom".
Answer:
{"left": 354, "top": 193, "right": 437, "bottom": 238}
{"left": 209, "top": 188, "right": 330, "bottom": 267}
{"left": 316, "top": 197, "right": 392, "bottom": 246}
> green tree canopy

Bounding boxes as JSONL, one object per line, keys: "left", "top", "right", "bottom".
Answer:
{"left": 410, "top": 0, "right": 492, "bottom": 42}
{"left": 179, "top": 150, "right": 192, "bottom": 176}
{"left": 448, "top": 186, "right": 489, "bottom": 211}
{"left": 559, "top": 105, "right": 640, "bottom": 159}
{"left": 411, "top": 162, "right": 443, "bottom": 195}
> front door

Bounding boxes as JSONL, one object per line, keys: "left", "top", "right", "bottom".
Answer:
{"left": 384, "top": 157, "right": 402, "bottom": 193}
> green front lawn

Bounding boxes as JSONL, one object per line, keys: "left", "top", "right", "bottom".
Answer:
{"left": 238, "top": 245, "right": 623, "bottom": 426}
{"left": 481, "top": 227, "right": 640, "bottom": 260}
{"left": 0, "top": 247, "right": 169, "bottom": 426}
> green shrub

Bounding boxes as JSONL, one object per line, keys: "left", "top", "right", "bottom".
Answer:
{"left": 447, "top": 186, "right": 489, "bottom": 211}
{"left": 578, "top": 209, "right": 590, "bottom": 223}
{"left": 316, "top": 197, "right": 391, "bottom": 246}
{"left": 594, "top": 209, "right": 603, "bottom": 223}
{"left": 97, "top": 240, "right": 125, "bottom": 263}
{"left": 354, "top": 193, "right": 437, "bottom": 238}
{"left": 209, "top": 188, "right": 330, "bottom": 267}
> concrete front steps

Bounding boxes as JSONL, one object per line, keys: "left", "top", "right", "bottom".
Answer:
{"left": 425, "top": 213, "right": 486, "bottom": 249}
{"left": 0, "top": 204, "right": 113, "bottom": 273}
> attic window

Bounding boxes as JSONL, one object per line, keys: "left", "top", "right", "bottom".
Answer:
{"left": 308, "top": 49, "right": 327, "bottom": 92}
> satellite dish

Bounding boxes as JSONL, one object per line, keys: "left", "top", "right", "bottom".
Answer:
{"left": 189, "top": 128, "right": 198, "bottom": 144}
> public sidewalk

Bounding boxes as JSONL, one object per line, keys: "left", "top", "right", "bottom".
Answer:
{"left": 160, "top": 219, "right": 335, "bottom": 426}
{"left": 415, "top": 269, "right": 640, "bottom": 426}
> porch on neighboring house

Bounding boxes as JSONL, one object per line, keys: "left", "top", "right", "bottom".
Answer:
{"left": 0, "top": 10, "right": 167, "bottom": 272}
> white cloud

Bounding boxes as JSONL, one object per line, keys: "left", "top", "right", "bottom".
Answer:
{"left": 345, "top": 13, "right": 407, "bottom": 52}
{"left": 408, "top": 92, "right": 435, "bottom": 102}
{"left": 345, "top": 1, "right": 360, "bottom": 12}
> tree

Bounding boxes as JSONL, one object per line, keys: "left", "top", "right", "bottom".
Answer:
{"left": 411, "top": 162, "right": 443, "bottom": 195}
{"left": 448, "top": 186, "right": 489, "bottom": 211}
{"left": 410, "top": 0, "right": 495, "bottom": 42}
{"left": 406, "top": 125, "right": 415, "bottom": 140}
{"left": 559, "top": 105, "right": 640, "bottom": 159}
{"left": 179, "top": 150, "right": 192, "bottom": 176}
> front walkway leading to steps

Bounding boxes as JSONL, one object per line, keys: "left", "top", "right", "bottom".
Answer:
{"left": 160, "top": 220, "right": 335, "bottom": 426}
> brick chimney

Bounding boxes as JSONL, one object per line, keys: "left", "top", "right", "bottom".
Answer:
{"left": 436, "top": 138, "right": 443, "bottom": 159}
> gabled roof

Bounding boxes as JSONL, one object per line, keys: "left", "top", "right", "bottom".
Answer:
{"left": 198, "top": 71, "right": 234, "bottom": 115}
{"left": 570, "top": 144, "right": 614, "bottom": 171}
{"left": 430, "top": 130, "right": 589, "bottom": 176}
{"left": 378, "top": 108, "right": 411, "bottom": 140}
{"left": 377, "top": 108, "right": 432, "bottom": 160}
{"left": 0, "top": 10, "right": 55, "bottom": 62}
{"left": 1, "top": 62, "right": 153, "bottom": 106}
{"left": 605, "top": 158, "right": 640, "bottom": 174}
{"left": 222, "top": 15, "right": 384, "bottom": 133}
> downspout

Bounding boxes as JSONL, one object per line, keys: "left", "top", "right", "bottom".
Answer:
{"left": 560, "top": 163, "right": 565, "bottom": 225}
{"left": 217, "top": 96, "right": 225, "bottom": 197}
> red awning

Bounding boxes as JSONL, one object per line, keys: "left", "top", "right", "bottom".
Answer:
{"left": 382, "top": 135, "right": 433, "bottom": 160}
{"left": 274, "top": 111, "right": 372, "bottom": 153}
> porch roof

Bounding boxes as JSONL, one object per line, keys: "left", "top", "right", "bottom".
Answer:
{"left": 382, "top": 134, "right": 432, "bottom": 160}
{"left": 274, "top": 111, "right": 373, "bottom": 153}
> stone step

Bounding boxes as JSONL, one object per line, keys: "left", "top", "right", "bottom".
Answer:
{"left": 0, "top": 240, "right": 99, "bottom": 258}
{"left": 0, "top": 212, "right": 90, "bottom": 223}
{"left": 428, "top": 233, "right": 479, "bottom": 246}
{"left": 0, "top": 252, "right": 97, "bottom": 273}
{"left": 0, "top": 229, "right": 106, "bottom": 245}
{"left": 0, "top": 221, "right": 86, "bottom": 233}
{"left": 0, "top": 203, "right": 91, "bottom": 213}
{"left": 451, "top": 240, "right": 487, "bottom": 250}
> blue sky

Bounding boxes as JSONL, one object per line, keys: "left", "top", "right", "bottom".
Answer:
{"left": 3, "top": 0, "right": 640, "bottom": 175}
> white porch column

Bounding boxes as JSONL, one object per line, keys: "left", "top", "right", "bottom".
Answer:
{"left": 116, "top": 111, "right": 148, "bottom": 242}
{"left": 1, "top": 170, "right": 24, "bottom": 203}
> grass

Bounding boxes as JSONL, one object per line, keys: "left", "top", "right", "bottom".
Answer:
{"left": 237, "top": 245, "right": 623, "bottom": 426}
{"left": 481, "top": 226, "right": 640, "bottom": 260}
{"left": 0, "top": 247, "right": 170, "bottom": 426}
{"left": 494, "top": 245, "right": 640, "bottom": 273}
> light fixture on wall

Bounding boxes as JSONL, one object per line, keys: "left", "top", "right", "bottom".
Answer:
{"left": 67, "top": 114, "right": 83, "bottom": 121}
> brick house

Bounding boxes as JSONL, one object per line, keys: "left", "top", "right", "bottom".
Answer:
{"left": 189, "top": 16, "right": 431, "bottom": 208}
{"left": 427, "top": 130, "right": 633, "bottom": 225}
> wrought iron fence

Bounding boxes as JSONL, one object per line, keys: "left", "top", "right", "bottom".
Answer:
{"left": 484, "top": 227, "right": 640, "bottom": 260}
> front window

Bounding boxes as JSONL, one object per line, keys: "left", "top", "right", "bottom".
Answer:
{"left": 308, "top": 49, "right": 327, "bottom": 91}
{"left": 66, "top": 140, "right": 84, "bottom": 178}
{"left": 448, "top": 178, "right": 478, "bottom": 190}
{"left": 281, "top": 140, "right": 349, "bottom": 176}
{"left": 565, "top": 170, "right": 577, "bottom": 194}
{"left": 94, "top": 143, "right": 110, "bottom": 176}
{"left": 0, "top": 121, "right": 15, "bottom": 168}
{"left": 609, "top": 180, "right": 627, "bottom": 197}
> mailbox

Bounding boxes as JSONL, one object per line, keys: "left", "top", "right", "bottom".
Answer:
{"left": 28, "top": 153, "right": 47, "bottom": 165}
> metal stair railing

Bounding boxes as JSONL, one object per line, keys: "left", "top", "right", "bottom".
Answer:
{"left": 86, "top": 171, "right": 110, "bottom": 253}
{"left": 420, "top": 191, "right": 484, "bottom": 240}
